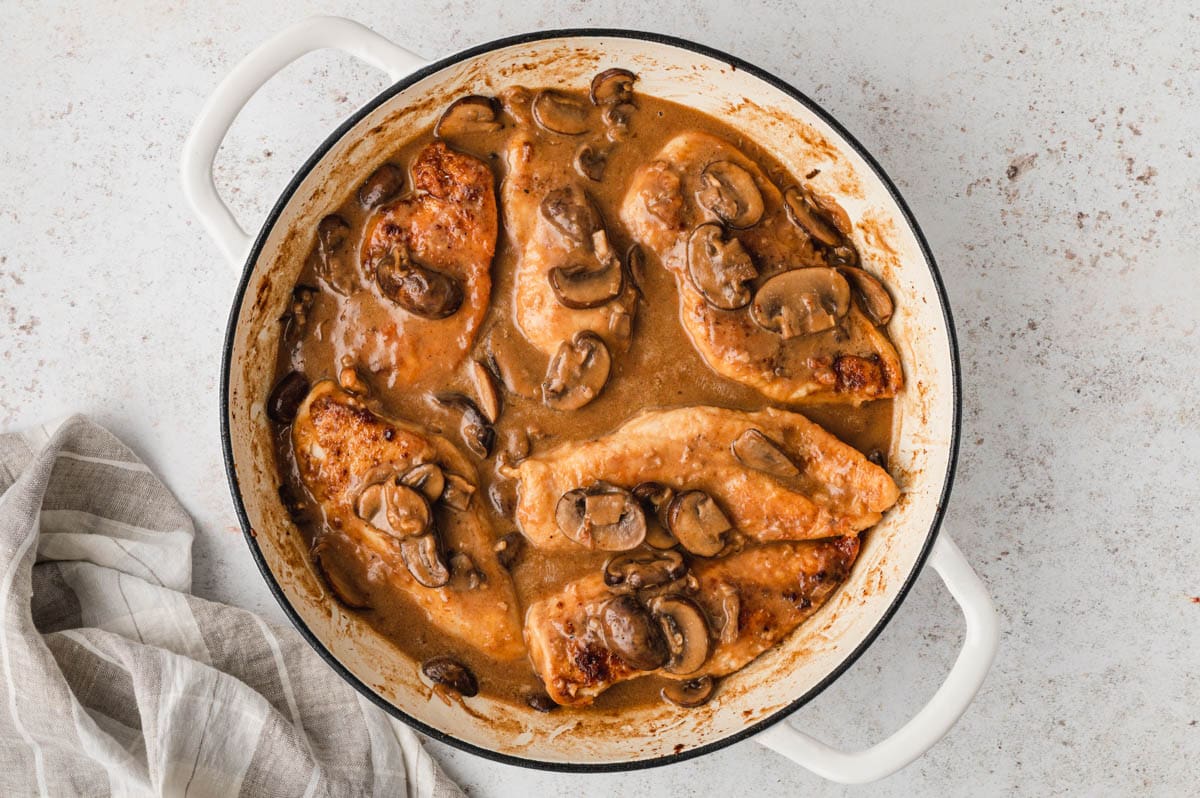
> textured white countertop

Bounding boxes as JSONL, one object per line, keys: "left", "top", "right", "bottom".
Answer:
{"left": 2, "top": 1, "right": 1197, "bottom": 794}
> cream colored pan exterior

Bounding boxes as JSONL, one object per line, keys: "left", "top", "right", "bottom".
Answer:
{"left": 182, "top": 17, "right": 997, "bottom": 782}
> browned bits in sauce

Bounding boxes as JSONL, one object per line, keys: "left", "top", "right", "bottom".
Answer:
{"left": 271, "top": 73, "right": 896, "bottom": 714}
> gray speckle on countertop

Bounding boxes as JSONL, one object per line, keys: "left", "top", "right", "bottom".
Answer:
{"left": 1, "top": 1, "right": 1196, "bottom": 795}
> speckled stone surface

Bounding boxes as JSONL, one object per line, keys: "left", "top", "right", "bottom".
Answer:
{"left": 2, "top": 1, "right": 1197, "bottom": 794}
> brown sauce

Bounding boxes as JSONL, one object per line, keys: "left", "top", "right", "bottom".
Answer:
{"left": 271, "top": 76, "right": 894, "bottom": 714}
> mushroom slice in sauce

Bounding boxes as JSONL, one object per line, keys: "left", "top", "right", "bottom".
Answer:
{"left": 632, "top": 481, "right": 679, "bottom": 549}
{"left": 540, "top": 187, "right": 602, "bottom": 244}
{"left": 667, "top": 490, "right": 732, "bottom": 557}
{"left": 357, "top": 163, "right": 405, "bottom": 208}
{"left": 542, "top": 331, "right": 611, "bottom": 411}
{"left": 661, "top": 675, "right": 715, "bottom": 708}
{"left": 267, "top": 371, "right": 309, "bottom": 424}
{"left": 400, "top": 533, "right": 450, "bottom": 588}
{"left": 400, "top": 463, "right": 446, "bottom": 503}
{"left": 604, "top": 549, "right": 687, "bottom": 591}
{"left": 422, "top": 656, "right": 479, "bottom": 696}
{"left": 839, "top": 266, "right": 894, "bottom": 326}
{"left": 549, "top": 259, "right": 624, "bottom": 309}
{"left": 686, "top": 224, "right": 758, "bottom": 310}
{"left": 375, "top": 244, "right": 464, "bottom": 319}
{"left": 355, "top": 480, "right": 431, "bottom": 539}
{"left": 783, "top": 185, "right": 844, "bottom": 247}
{"left": 590, "top": 68, "right": 636, "bottom": 106}
{"left": 532, "top": 90, "right": 591, "bottom": 135}
{"left": 467, "top": 359, "right": 502, "bottom": 423}
{"left": 697, "top": 161, "right": 764, "bottom": 229}
{"left": 435, "top": 393, "right": 495, "bottom": 458}
{"left": 555, "top": 484, "right": 647, "bottom": 550}
{"left": 649, "top": 595, "right": 710, "bottom": 675}
{"left": 434, "top": 95, "right": 502, "bottom": 138}
{"left": 440, "top": 473, "right": 476, "bottom": 511}
{"left": 574, "top": 144, "right": 607, "bottom": 181}
{"left": 600, "top": 595, "right": 668, "bottom": 671}
{"left": 315, "top": 214, "right": 355, "bottom": 294}
{"left": 750, "top": 267, "right": 850, "bottom": 338}
{"left": 731, "top": 429, "right": 800, "bottom": 478}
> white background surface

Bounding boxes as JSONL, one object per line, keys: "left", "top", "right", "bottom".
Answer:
{"left": 2, "top": 1, "right": 1197, "bottom": 794}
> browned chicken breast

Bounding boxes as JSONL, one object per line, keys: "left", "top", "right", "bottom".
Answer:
{"left": 291, "top": 380, "right": 525, "bottom": 660}
{"left": 620, "top": 132, "right": 902, "bottom": 404}
{"left": 505, "top": 405, "right": 898, "bottom": 553}
{"left": 524, "top": 536, "right": 860, "bottom": 706}
{"left": 325, "top": 141, "right": 497, "bottom": 389}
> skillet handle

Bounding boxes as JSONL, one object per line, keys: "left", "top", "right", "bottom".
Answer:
{"left": 180, "top": 16, "right": 427, "bottom": 267}
{"left": 755, "top": 533, "right": 999, "bottom": 783}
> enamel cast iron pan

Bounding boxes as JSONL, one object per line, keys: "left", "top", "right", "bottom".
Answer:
{"left": 181, "top": 16, "right": 998, "bottom": 782}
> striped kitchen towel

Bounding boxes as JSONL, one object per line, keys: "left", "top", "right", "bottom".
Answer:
{"left": 0, "top": 416, "right": 463, "bottom": 798}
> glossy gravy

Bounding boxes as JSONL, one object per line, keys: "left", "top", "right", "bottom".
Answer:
{"left": 272, "top": 78, "right": 894, "bottom": 713}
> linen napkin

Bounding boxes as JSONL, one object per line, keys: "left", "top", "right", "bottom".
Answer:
{"left": 0, "top": 415, "right": 463, "bottom": 798}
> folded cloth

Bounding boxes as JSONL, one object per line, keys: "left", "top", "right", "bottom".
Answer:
{"left": 0, "top": 416, "right": 463, "bottom": 798}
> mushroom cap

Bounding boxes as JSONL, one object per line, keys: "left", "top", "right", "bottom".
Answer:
{"left": 400, "top": 462, "right": 446, "bottom": 504}
{"left": 399, "top": 533, "right": 450, "bottom": 588}
{"left": 649, "top": 594, "right": 711, "bottom": 675}
{"left": 600, "top": 595, "right": 669, "bottom": 671}
{"left": 731, "top": 428, "right": 800, "bottom": 478}
{"left": 374, "top": 244, "right": 464, "bottom": 319}
{"left": 532, "top": 90, "right": 591, "bottom": 135}
{"left": 686, "top": 224, "right": 758, "bottom": 310}
{"left": 666, "top": 490, "right": 732, "bottom": 557}
{"left": 749, "top": 267, "right": 850, "bottom": 338}
{"left": 784, "top": 185, "right": 844, "bottom": 247}
{"left": 555, "top": 484, "right": 647, "bottom": 550}
{"left": 540, "top": 186, "right": 602, "bottom": 244}
{"left": 434, "top": 393, "right": 495, "bottom": 458}
{"left": 357, "top": 163, "right": 405, "bottom": 208}
{"left": 434, "top": 95, "right": 502, "bottom": 138}
{"left": 839, "top": 266, "right": 894, "bottom": 326}
{"left": 421, "top": 656, "right": 479, "bottom": 696}
{"left": 661, "top": 675, "right": 715, "bottom": 708}
{"left": 590, "top": 68, "right": 636, "bottom": 106}
{"left": 267, "top": 370, "right": 309, "bottom": 424}
{"left": 574, "top": 143, "right": 607, "bottom": 181}
{"left": 548, "top": 253, "right": 624, "bottom": 310}
{"left": 542, "top": 331, "right": 612, "bottom": 411}
{"left": 697, "top": 161, "right": 764, "bottom": 229}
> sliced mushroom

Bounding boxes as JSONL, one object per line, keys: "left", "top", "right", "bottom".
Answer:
{"left": 750, "top": 267, "right": 850, "bottom": 338}
{"left": 355, "top": 481, "right": 431, "bottom": 539}
{"left": 828, "top": 243, "right": 859, "bottom": 268}
{"left": 549, "top": 257, "right": 624, "bottom": 309}
{"left": 435, "top": 393, "right": 494, "bottom": 458}
{"left": 375, "top": 244, "right": 463, "bottom": 319}
{"left": 542, "top": 331, "right": 611, "bottom": 411}
{"left": 697, "top": 161, "right": 764, "bottom": 229}
{"left": 540, "top": 187, "right": 601, "bottom": 244}
{"left": 600, "top": 595, "right": 668, "bottom": 671}
{"left": 590, "top": 68, "right": 636, "bottom": 105}
{"left": 400, "top": 533, "right": 450, "bottom": 588}
{"left": 604, "top": 549, "right": 687, "bottom": 591}
{"left": 467, "top": 360, "right": 501, "bottom": 423}
{"left": 401, "top": 462, "right": 446, "bottom": 504}
{"left": 434, "top": 95, "right": 502, "bottom": 138}
{"left": 422, "top": 656, "right": 478, "bottom": 696}
{"left": 633, "top": 482, "right": 679, "bottom": 549}
{"left": 487, "top": 478, "right": 516, "bottom": 517}
{"left": 686, "top": 224, "right": 758, "bottom": 310}
{"left": 731, "top": 429, "right": 800, "bottom": 478}
{"left": 574, "top": 143, "right": 607, "bottom": 181}
{"left": 441, "top": 473, "right": 475, "bottom": 511}
{"left": 649, "top": 595, "right": 710, "bottom": 675}
{"left": 316, "top": 215, "right": 355, "bottom": 294}
{"left": 532, "top": 90, "right": 590, "bottom": 135}
{"left": 526, "top": 693, "right": 558, "bottom": 712}
{"left": 358, "top": 163, "right": 405, "bottom": 208}
{"left": 494, "top": 531, "right": 524, "bottom": 570}
{"left": 839, "top": 266, "right": 894, "bottom": 326}
{"left": 267, "top": 371, "right": 309, "bottom": 424}
{"left": 784, "top": 185, "right": 843, "bottom": 247}
{"left": 715, "top": 582, "right": 740, "bottom": 645}
{"left": 625, "top": 244, "right": 646, "bottom": 296}
{"left": 602, "top": 103, "right": 635, "bottom": 141}
{"left": 667, "top": 491, "right": 731, "bottom": 557}
{"left": 661, "top": 675, "right": 715, "bottom": 708}
{"left": 555, "top": 484, "right": 646, "bottom": 550}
